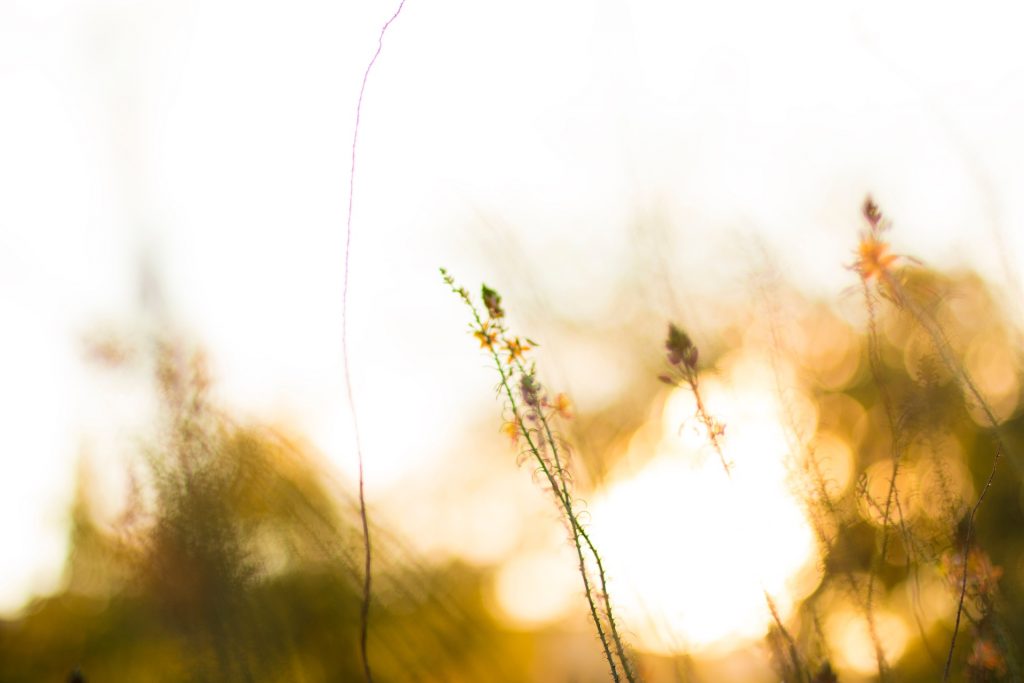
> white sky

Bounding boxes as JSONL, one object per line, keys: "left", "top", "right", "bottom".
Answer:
{"left": 2, "top": 0, "right": 1024, "bottom": 614}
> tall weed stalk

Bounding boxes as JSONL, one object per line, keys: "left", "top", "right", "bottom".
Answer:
{"left": 442, "top": 269, "right": 637, "bottom": 683}
{"left": 852, "top": 198, "right": 1012, "bottom": 681}
{"left": 343, "top": 3, "right": 410, "bottom": 679}
{"left": 658, "top": 324, "right": 809, "bottom": 682}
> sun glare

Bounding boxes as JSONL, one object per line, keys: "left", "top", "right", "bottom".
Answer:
{"left": 826, "top": 606, "right": 909, "bottom": 675}
{"left": 589, "top": 352, "right": 821, "bottom": 654}
{"left": 492, "top": 548, "right": 579, "bottom": 629}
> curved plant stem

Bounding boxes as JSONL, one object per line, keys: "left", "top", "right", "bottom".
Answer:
{"left": 526, "top": 374, "right": 637, "bottom": 683}
{"left": 444, "top": 282, "right": 625, "bottom": 682}
{"left": 875, "top": 275, "right": 1010, "bottom": 682}
{"left": 858, "top": 279, "right": 900, "bottom": 680}
{"left": 686, "top": 377, "right": 731, "bottom": 478}
{"left": 497, "top": 360, "right": 622, "bottom": 683}
{"left": 942, "top": 452, "right": 1000, "bottom": 682}
{"left": 760, "top": 287, "right": 871, "bottom": 680}
{"left": 672, "top": 337, "right": 806, "bottom": 682}
{"left": 342, "top": 2, "right": 409, "bottom": 680}
{"left": 862, "top": 260, "right": 1009, "bottom": 680}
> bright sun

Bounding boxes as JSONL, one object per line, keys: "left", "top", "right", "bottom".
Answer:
{"left": 588, "top": 351, "right": 821, "bottom": 655}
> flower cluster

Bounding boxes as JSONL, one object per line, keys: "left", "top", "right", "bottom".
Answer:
{"left": 941, "top": 545, "right": 1003, "bottom": 604}
{"left": 967, "top": 638, "right": 1008, "bottom": 678}
{"left": 441, "top": 270, "right": 573, "bottom": 447}
{"left": 939, "top": 542, "right": 1008, "bottom": 678}
{"left": 659, "top": 325, "right": 700, "bottom": 387}
{"left": 851, "top": 196, "right": 913, "bottom": 289}
{"left": 501, "top": 375, "right": 573, "bottom": 445}
{"left": 443, "top": 268, "right": 636, "bottom": 683}
{"left": 658, "top": 322, "right": 729, "bottom": 473}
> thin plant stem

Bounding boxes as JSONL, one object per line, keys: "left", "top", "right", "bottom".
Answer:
{"left": 876, "top": 272, "right": 1012, "bottom": 678}
{"left": 758, "top": 285, "right": 877, "bottom": 674}
{"left": 942, "top": 451, "right": 1001, "bottom": 682}
{"left": 342, "top": 3, "right": 409, "bottom": 681}
{"left": 666, "top": 328, "right": 806, "bottom": 682}
{"left": 498, "top": 361, "right": 621, "bottom": 683}
{"left": 760, "top": 284, "right": 907, "bottom": 681}
{"left": 855, "top": 208, "right": 910, "bottom": 668}
{"left": 857, "top": 200, "right": 1010, "bottom": 679}
{"left": 525, "top": 369, "right": 636, "bottom": 683}
{"left": 444, "top": 277, "right": 623, "bottom": 682}
{"left": 875, "top": 275, "right": 1010, "bottom": 681}
{"left": 858, "top": 278, "right": 898, "bottom": 679}
{"left": 686, "top": 376, "right": 731, "bottom": 477}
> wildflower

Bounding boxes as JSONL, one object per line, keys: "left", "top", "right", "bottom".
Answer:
{"left": 473, "top": 322, "right": 498, "bottom": 349}
{"left": 967, "top": 638, "right": 1007, "bottom": 676}
{"left": 941, "top": 546, "right": 1003, "bottom": 599}
{"left": 481, "top": 284, "right": 504, "bottom": 319}
{"left": 500, "top": 420, "right": 519, "bottom": 445}
{"left": 855, "top": 233, "right": 900, "bottom": 282}
{"left": 853, "top": 196, "right": 902, "bottom": 282}
{"left": 549, "top": 392, "right": 573, "bottom": 419}
{"left": 443, "top": 268, "right": 639, "bottom": 683}
{"left": 520, "top": 374, "right": 541, "bottom": 407}
{"left": 504, "top": 337, "right": 531, "bottom": 364}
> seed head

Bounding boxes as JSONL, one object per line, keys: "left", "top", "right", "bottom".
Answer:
{"left": 481, "top": 284, "right": 504, "bottom": 319}
{"left": 520, "top": 374, "right": 541, "bottom": 407}
{"left": 666, "top": 323, "right": 698, "bottom": 369}
{"left": 862, "top": 196, "right": 883, "bottom": 229}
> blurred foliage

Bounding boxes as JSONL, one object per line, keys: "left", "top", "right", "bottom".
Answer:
{"left": 735, "top": 265, "right": 1024, "bottom": 683}
{"left": 444, "top": 257, "right": 1024, "bottom": 682}
{"left": 0, "top": 340, "right": 528, "bottom": 682}
{"left": 4, "top": 256, "right": 1024, "bottom": 682}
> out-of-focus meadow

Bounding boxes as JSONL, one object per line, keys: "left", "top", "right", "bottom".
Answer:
{"left": 6, "top": 224, "right": 1024, "bottom": 681}
{"left": 5, "top": 1, "right": 1024, "bottom": 682}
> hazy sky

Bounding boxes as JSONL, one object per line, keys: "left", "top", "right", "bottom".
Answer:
{"left": 2, "top": 0, "right": 1024, "bottom": 613}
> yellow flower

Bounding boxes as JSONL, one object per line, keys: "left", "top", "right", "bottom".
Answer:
{"left": 474, "top": 323, "right": 498, "bottom": 349}
{"left": 550, "top": 393, "right": 573, "bottom": 419}
{"left": 504, "top": 337, "right": 531, "bottom": 364}
{"left": 855, "top": 233, "right": 900, "bottom": 282}
{"left": 500, "top": 420, "right": 519, "bottom": 444}
{"left": 853, "top": 197, "right": 907, "bottom": 283}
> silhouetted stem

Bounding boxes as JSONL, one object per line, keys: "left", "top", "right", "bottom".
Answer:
{"left": 527, "top": 380, "right": 637, "bottom": 683}
{"left": 343, "top": 1, "right": 410, "bottom": 680}
{"left": 942, "top": 452, "right": 1000, "bottom": 682}
{"left": 450, "top": 291, "right": 622, "bottom": 683}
